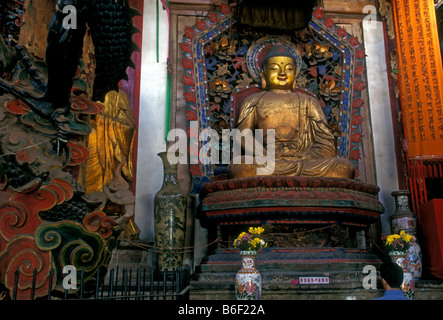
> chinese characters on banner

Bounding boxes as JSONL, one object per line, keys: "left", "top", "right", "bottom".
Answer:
{"left": 392, "top": 0, "right": 443, "bottom": 159}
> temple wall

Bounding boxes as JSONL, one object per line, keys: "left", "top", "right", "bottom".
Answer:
{"left": 363, "top": 20, "right": 399, "bottom": 234}
{"left": 133, "top": 0, "right": 170, "bottom": 243}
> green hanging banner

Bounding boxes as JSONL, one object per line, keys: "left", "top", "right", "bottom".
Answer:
{"left": 165, "top": 60, "right": 172, "bottom": 141}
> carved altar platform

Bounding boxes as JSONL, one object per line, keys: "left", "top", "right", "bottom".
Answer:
{"left": 199, "top": 176, "right": 383, "bottom": 249}
{"left": 200, "top": 176, "right": 382, "bottom": 221}
{"left": 193, "top": 176, "right": 385, "bottom": 299}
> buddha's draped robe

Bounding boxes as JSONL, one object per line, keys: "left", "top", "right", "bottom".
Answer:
{"left": 227, "top": 90, "right": 351, "bottom": 178}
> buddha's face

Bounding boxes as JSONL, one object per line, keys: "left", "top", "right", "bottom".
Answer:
{"left": 263, "top": 56, "right": 296, "bottom": 90}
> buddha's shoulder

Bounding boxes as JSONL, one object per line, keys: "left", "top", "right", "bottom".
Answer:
{"left": 293, "top": 90, "right": 322, "bottom": 107}
{"left": 241, "top": 91, "right": 268, "bottom": 106}
{"left": 293, "top": 90, "right": 318, "bottom": 100}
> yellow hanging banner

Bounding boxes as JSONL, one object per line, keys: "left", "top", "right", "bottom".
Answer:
{"left": 392, "top": 0, "right": 443, "bottom": 159}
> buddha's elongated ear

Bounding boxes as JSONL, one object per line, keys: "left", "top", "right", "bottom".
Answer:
{"left": 259, "top": 71, "right": 266, "bottom": 89}
{"left": 292, "top": 78, "right": 297, "bottom": 90}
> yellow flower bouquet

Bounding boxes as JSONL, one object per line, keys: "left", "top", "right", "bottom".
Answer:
{"left": 382, "top": 230, "right": 416, "bottom": 252}
{"left": 233, "top": 227, "right": 268, "bottom": 251}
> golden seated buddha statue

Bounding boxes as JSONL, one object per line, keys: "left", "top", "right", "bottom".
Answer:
{"left": 227, "top": 46, "right": 355, "bottom": 179}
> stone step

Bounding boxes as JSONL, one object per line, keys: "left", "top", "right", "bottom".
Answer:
{"left": 191, "top": 246, "right": 383, "bottom": 299}
{"left": 190, "top": 275, "right": 384, "bottom": 300}
{"left": 189, "top": 285, "right": 384, "bottom": 300}
{"left": 198, "top": 260, "right": 380, "bottom": 273}
{"left": 195, "top": 269, "right": 372, "bottom": 286}
{"left": 190, "top": 279, "right": 443, "bottom": 300}
{"left": 197, "top": 247, "right": 382, "bottom": 274}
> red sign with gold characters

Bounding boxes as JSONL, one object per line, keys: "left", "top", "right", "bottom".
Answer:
{"left": 392, "top": 0, "right": 443, "bottom": 159}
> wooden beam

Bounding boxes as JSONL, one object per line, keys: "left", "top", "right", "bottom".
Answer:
{"left": 324, "top": 0, "right": 377, "bottom": 14}
{"left": 170, "top": 3, "right": 213, "bottom": 15}
{"left": 169, "top": 0, "right": 211, "bottom": 4}
{"left": 169, "top": 0, "right": 378, "bottom": 21}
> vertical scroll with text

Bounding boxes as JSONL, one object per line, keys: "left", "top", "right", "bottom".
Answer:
{"left": 392, "top": 0, "right": 443, "bottom": 159}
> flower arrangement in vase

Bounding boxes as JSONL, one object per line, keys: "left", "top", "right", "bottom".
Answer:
{"left": 233, "top": 227, "right": 268, "bottom": 251}
{"left": 382, "top": 230, "right": 415, "bottom": 253}
{"left": 233, "top": 227, "right": 268, "bottom": 300}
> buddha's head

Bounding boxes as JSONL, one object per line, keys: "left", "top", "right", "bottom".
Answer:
{"left": 260, "top": 46, "right": 298, "bottom": 91}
